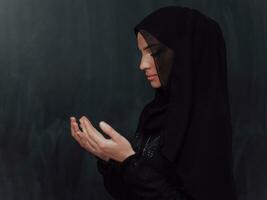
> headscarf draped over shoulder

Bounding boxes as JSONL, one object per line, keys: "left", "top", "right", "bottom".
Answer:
{"left": 134, "top": 6, "right": 238, "bottom": 200}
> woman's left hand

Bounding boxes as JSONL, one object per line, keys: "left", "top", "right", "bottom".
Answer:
{"left": 71, "top": 116, "right": 136, "bottom": 163}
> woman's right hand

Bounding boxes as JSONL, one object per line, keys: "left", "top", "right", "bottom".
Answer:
{"left": 70, "top": 116, "right": 110, "bottom": 162}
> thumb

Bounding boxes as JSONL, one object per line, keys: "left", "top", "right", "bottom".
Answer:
{"left": 99, "top": 121, "right": 121, "bottom": 141}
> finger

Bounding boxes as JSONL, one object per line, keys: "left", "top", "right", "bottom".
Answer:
{"left": 99, "top": 121, "right": 121, "bottom": 142}
{"left": 72, "top": 122, "right": 81, "bottom": 136}
{"left": 70, "top": 116, "right": 77, "bottom": 126}
{"left": 76, "top": 131, "right": 97, "bottom": 152}
{"left": 70, "top": 117, "right": 99, "bottom": 153}
{"left": 70, "top": 118, "right": 77, "bottom": 137}
{"left": 81, "top": 116, "right": 104, "bottom": 137}
{"left": 79, "top": 120, "right": 99, "bottom": 151}
{"left": 71, "top": 119, "right": 86, "bottom": 143}
{"left": 81, "top": 117, "right": 99, "bottom": 135}
{"left": 71, "top": 123, "right": 84, "bottom": 145}
{"left": 71, "top": 124, "right": 75, "bottom": 137}
{"left": 79, "top": 133, "right": 102, "bottom": 154}
{"left": 81, "top": 117, "right": 105, "bottom": 146}
{"left": 71, "top": 117, "right": 81, "bottom": 133}
{"left": 70, "top": 116, "right": 75, "bottom": 129}
{"left": 70, "top": 116, "right": 76, "bottom": 121}
{"left": 85, "top": 141, "right": 97, "bottom": 152}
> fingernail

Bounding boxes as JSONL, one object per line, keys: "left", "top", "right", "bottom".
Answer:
{"left": 100, "top": 121, "right": 107, "bottom": 128}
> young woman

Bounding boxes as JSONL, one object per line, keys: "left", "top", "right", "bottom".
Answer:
{"left": 70, "top": 6, "right": 238, "bottom": 200}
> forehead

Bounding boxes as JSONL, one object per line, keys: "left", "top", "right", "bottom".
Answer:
{"left": 137, "top": 32, "right": 148, "bottom": 49}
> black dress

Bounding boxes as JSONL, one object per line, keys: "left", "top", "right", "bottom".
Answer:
{"left": 96, "top": 5, "right": 238, "bottom": 200}
{"left": 96, "top": 130, "right": 191, "bottom": 200}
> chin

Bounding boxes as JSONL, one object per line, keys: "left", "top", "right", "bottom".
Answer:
{"left": 150, "top": 82, "right": 161, "bottom": 88}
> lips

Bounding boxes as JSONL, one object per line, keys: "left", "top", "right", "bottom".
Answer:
{"left": 146, "top": 74, "right": 157, "bottom": 77}
{"left": 147, "top": 74, "right": 157, "bottom": 80}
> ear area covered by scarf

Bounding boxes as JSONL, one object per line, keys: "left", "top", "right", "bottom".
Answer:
{"left": 133, "top": 6, "right": 237, "bottom": 200}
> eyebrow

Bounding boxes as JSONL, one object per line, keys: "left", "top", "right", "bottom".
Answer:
{"left": 142, "top": 43, "right": 160, "bottom": 51}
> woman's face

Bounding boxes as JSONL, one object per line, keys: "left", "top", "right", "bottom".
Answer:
{"left": 137, "top": 32, "right": 162, "bottom": 88}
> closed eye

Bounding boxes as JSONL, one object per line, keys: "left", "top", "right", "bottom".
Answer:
{"left": 150, "top": 48, "right": 164, "bottom": 57}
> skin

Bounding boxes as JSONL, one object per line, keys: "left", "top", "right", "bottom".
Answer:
{"left": 137, "top": 32, "right": 162, "bottom": 88}
{"left": 70, "top": 116, "right": 135, "bottom": 162}
{"left": 70, "top": 31, "right": 159, "bottom": 162}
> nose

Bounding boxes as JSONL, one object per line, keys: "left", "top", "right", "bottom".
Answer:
{"left": 138, "top": 57, "right": 150, "bottom": 71}
{"left": 139, "top": 64, "right": 147, "bottom": 71}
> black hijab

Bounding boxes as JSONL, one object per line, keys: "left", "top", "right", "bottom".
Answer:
{"left": 134, "top": 6, "right": 237, "bottom": 200}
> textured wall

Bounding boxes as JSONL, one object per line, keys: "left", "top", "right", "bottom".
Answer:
{"left": 0, "top": 0, "right": 266, "bottom": 199}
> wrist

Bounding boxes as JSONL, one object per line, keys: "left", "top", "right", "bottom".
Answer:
{"left": 94, "top": 155, "right": 109, "bottom": 162}
{"left": 128, "top": 150, "right": 136, "bottom": 157}
{"left": 123, "top": 150, "right": 136, "bottom": 161}
{"left": 121, "top": 150, "right": 138, "bottom": 162}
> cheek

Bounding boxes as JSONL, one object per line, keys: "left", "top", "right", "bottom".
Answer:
{"left": 153, "top": 65, "right": 158, "bottom": 74}
{"left": 148, "top": 57, "right": 158, "bottom": 72}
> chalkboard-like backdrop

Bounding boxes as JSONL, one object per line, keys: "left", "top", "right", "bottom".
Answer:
{"left": 0, "top": 1, "right": 266, "bottom": 200}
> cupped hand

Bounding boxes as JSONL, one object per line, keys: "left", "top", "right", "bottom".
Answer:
{"left": 70, "top": 116, "right": 109, "bottom": 161}
{"left": 70, "top": 116, "right": 136, "bottom": 163}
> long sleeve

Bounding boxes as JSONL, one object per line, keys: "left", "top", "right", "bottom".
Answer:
{"left": 118, "top": 152, "right": 192, "bottom": 200}
{"left": 96, "top": 156, "right": 129, "bottom": 200}
{"left": 96, "top": 130, "right": 194, "bottom": 200}
{"left": 95, "top": 130, "right": 145, "bottom": 200}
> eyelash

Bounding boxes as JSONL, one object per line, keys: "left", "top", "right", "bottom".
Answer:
{"left": 150, "top": 49, "right": 163, "bottom": 57}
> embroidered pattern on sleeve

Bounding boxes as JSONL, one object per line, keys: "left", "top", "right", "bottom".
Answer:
{"left": 142, "top": 135, "right": 161, "bottom": 159}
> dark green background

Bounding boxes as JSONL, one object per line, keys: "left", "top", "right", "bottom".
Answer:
{"left": 0, "top": 0, "right": 266, "bottom": 199}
